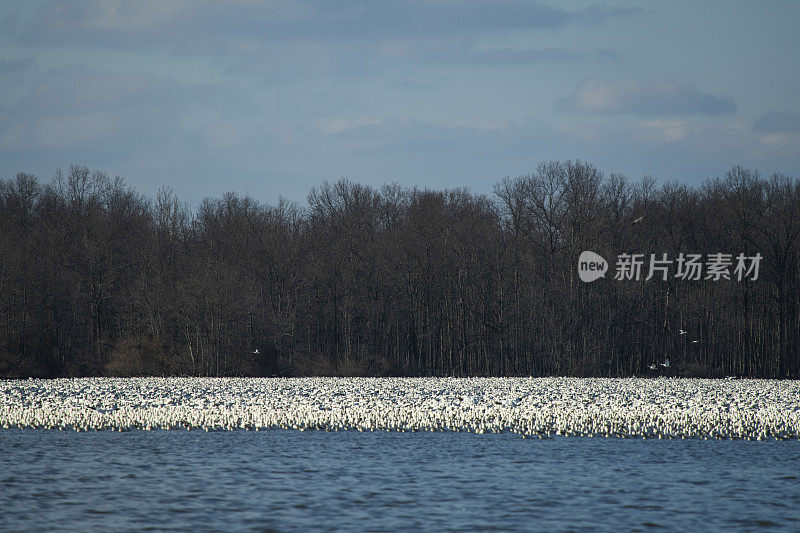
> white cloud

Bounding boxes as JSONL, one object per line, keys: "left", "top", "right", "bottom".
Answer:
{"left": 0, "top": 57, "right": 34, "bottom": 73}
{"left": 753, "top": 111, "right": 800, "bottom": 134}
{"left": 16, "top": 1, "right": 637, "bottom": 65}
{"left": 642, "top": 119, "right": 693, "bottom": 142}
{"left": 558, "top": 78, "right": 736, "bottom": 116}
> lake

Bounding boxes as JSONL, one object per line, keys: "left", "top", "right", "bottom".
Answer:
{"left": 1, "top": 430, "right": 799, "bottom": 531}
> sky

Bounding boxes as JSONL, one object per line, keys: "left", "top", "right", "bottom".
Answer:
{"left": 1, "top": 0, "right": 799, "bottom": 206}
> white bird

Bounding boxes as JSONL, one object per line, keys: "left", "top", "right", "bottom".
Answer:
{"left": 633, "top": 215, "right": 645, "bottom": 224}
{"left": 253, "top": 349, "right": 260, "bottom": 354}
{"left": 648, "top": 363, "right": 658, "bottom": 370}
{"left": 661, "top": 359, "right": 670, "bottom": 368}
{"left": 691, "top": 340, "right": 699, "bottom": 344}
{"left": 678, "top": 329, "right": 688, "bottom": 335}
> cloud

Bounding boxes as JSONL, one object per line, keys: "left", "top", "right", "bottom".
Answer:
{"left": 7, "top": 1, "right": 636, "bottom": 88}
{"left": 306, "top": 115, "right": 799, "bottom": 198}
{"left": 571, "top": 3, "right": 645, "bottom": 24}
{"left": 288, "top": 116, "right": 558, "bottom": 195}
{"left": 0, "top": 57, "right": 34, "bottom": 74}
{"left": 641, "top": 119, "right": 693, "bottom": 142}
{"left": 752, "top": 111, "right": 800, "bottom": 133}
{"left": 0, "top": 64, "right": 247, "bottom": 152}
{"left": 551, "top": 116, "right": 800, "bottom": 186}
{"left": 356, "top": 39, "right": 621, "bottom": 69}
{"left": 445, "top": 46, "right": 620, "bottom": 65}
{"left": 16, "top": 1, "right": 638, "bottom": 53}
{"left": 14, "top": 65, "right": 182, "bottom": 113}
{"left": 557, "top": 78, "right": 736, "bottom": 116}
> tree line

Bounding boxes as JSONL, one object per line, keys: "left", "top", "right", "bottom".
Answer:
{"left": 1, "top": 162, "right": 798, "bottom": 378}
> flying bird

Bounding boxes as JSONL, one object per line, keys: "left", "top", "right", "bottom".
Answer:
{"left": 649, "top": 363, "right": 658, "bottom": 370}
{"left": 661, "top": 359, "right": 670, "bottom": 368}
{"left": 253, "top": 349, "right": 260, "bottom": 354}
{"left": 678, "top": 329, "right": 688, "bottom": 335}
{"left": 633, "top": 216, "right": 646, "bottom": 224}
{"left": 691, "top": 340, "right": 699, "bottom": 344}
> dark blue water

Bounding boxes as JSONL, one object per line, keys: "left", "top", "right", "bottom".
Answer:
{"left": 1, "top": 430, "right": 799, "bottom": 532}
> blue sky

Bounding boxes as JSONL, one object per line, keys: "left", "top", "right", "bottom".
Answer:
{"left": 1, "top": 1, "right": 798, "bottom": 205}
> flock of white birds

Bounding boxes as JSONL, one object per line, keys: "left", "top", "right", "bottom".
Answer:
{"left": 1, "top": 377, "right": 799, "bottom": 439}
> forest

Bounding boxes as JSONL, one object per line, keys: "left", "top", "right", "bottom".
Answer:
{"left": 1, "top": 161, "right": 798, "bottom": 378}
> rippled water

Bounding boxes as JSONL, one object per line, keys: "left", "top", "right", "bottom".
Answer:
{"left": 1, "top": 430, "right": 799, "bottom": 531}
